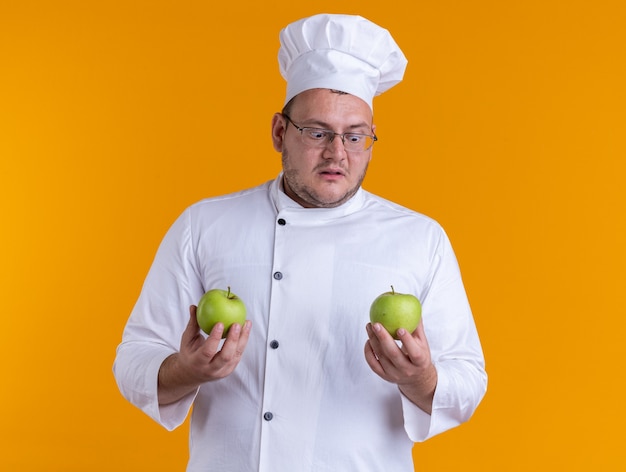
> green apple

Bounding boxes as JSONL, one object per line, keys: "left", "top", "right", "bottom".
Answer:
{"left": 196, "top": 287, "right": 247, "bottom": 338}
{"left": 369, "top": 286, "right": 422, "bottom": 339}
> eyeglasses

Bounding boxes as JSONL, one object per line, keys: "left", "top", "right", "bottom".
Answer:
{"left": 283, "top": 114, "right": 377, "bottom": 152}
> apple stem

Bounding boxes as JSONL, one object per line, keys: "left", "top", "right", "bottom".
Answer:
{"left": 391, "top": 285, "right": 395, "bottom": 295}
{"left": 227, "top": 286, "right": 232, "bottom": 298}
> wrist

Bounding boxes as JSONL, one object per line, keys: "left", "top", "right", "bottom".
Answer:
{"left": 398, "top": 363, "right": 437, "bottom": 414}
{"left": 158, "top": 353, "right": 201, "bottom": 405}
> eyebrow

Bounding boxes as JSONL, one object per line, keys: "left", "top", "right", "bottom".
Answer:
{"left": 299, "top": 119, "right": 372, "bottom": 132}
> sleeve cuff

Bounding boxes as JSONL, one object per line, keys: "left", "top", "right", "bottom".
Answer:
{"left": 400, "top": 364, "right": 454, "bottom": 442}
{"left": 116, "top": 346, "right": 197, "bottom": 431}
{"left": 147, "top": 352, "right": 198, "bottom": 431}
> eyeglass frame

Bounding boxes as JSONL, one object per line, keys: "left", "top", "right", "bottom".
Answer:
{"left": 282, "top": 114, "right": 378, "bottom": 152}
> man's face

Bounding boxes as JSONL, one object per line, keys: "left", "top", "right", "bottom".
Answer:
{"left": 271, "top": 89, "right": 375, "bottom": 208}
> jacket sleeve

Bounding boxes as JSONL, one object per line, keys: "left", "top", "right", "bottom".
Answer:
{"left": 401, "top": 228, "right": 487, "bottom": 441}
{"left": 113, "top": 208, "right": 205, "bottom": 430}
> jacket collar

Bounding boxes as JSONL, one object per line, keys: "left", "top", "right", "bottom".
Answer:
{"left": 270, "top": 173, "right": 366, "bottom": 223}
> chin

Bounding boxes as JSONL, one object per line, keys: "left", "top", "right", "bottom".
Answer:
{"left": 315, "top": 191, "right": 354, "bottom": 208}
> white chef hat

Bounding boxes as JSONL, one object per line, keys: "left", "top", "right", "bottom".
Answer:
{"left": 278, "top": 13, "right": 408, "bottom": 110}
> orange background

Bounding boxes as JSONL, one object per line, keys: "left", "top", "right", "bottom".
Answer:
{"left": 2, "top": 1, "right": 625, "bottom": 470}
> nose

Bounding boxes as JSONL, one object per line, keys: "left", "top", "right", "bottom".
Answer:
{"left": 323, "top": 133, "right": 346, "bottom": 158}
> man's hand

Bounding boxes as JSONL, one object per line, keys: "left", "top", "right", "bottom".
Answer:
{"left": 158, "top": 305, "right": 252, "bottom": 405}
{"left": 364, "top": 320, "right": 437, "bottom": 414}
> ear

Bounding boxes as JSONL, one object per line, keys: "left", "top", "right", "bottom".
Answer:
{"left": 271, "top": 113, "right": 287, "bottom": 152}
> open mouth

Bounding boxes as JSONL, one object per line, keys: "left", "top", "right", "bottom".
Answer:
{"left": 319, "top": 169, "right": 344, "bottom": 176}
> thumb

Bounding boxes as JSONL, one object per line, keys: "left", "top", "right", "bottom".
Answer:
{"left": 182, "top": 305, "right": 200, "bottom": 340}
{"left": 414, "top": 318, "right": 429, "bottom": 343}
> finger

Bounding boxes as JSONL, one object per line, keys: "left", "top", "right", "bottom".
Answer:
{"left": 364, "top": 339, "right": 387, "bottom": 378}
{"left": 396, "top": 323, "right": 430, "bottom": 367}
{"left": 366, "top": 323, "right": 403, "bottom": 374}
{"left": 237, "top": 320, "right": 252, "bottom": 348}
{"left": 204, "top": 322, "right": 251, "bottom": 377}
{"left": 415, "top": 318, "right": 427, "bottom": 342}
{"left": 364, "top": 324, "right": 379, "bottom": 356}
{"left": 364, "top": 324, "right": 384, "bottom": 366}
{"left": 198, "top": 322, "right": 225, "bottom": 360}
{"left": 395, "top": 328, "right": 419, "bottom": 359}
{"left": 208, "top": 322, "right": 225, "bottom": 341}
{"left": 222, "top": 322, "right": 242, "bottom": 346}
{"left": 365, "top": 323, "right": 382, "bottom": 354}
{"left": 366, "top": 322, "right": 387, "bottom": 341}
{"left": 220, "top": 320, "right": 251, "bottom": 361}
{"left": 368, "top": 322, "right": 401, "bottom": 357}
{"left": 181, "top": 306, "right": 202, "bottom": 345}
{"left": 188, "top": 305, "right": 199, "bottom": 329}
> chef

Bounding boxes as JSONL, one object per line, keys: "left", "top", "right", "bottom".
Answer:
{"left": 114, "top": 13, "right": 487, "bottom": 472}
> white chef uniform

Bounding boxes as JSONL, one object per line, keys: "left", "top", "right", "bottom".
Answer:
{"left": 114, "top": 175, "right": 487, "bottom": 472}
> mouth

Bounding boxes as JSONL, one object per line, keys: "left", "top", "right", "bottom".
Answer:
{"left": 318, "top": 168, "right": 345, "bottom": 177}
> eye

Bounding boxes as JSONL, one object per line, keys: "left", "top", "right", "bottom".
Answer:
{"left": 346, "top": 134, "right": 364, "bottom": 143}
{"left": 305, "top": 128, "right": 329, "bottom": 140}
